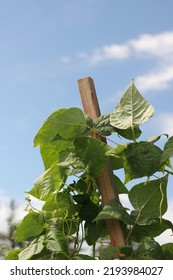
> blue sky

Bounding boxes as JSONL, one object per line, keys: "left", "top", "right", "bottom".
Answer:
{"left": 1, "top": 0, "right": 173, "bottom": 240}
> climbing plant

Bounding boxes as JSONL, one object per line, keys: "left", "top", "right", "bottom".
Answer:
{"left": 2, "top": 80, "right": 173, "bottom": 260}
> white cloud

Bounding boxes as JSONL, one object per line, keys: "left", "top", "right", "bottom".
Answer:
{"left": 78, "top": 30, "right": 173, "bottom": 93}
{"left": 78, "top": 44, "right": 130, "bottom": 65}
{"left": 79, "top": 31, "right": 173, "bottom": 65}
{"left": 129, "top": 32, "right": 173, "bottom": 59}
{"left": 135, "top": 64, "right": 173, "bottom": 92}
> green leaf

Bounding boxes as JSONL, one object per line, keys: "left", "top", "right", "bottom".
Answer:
{"left": 79, "top": 199, "right": 100, "bottom": 223}
{"left": 85, "top": 221, "right": 107, "bottom": 245}
{"left": 40, "top": 140, "right": 73, "bottom": 170}
{"left": 109, "top": 144, "right": 124, "bottom": 170}
{"left": 19, "top": 235, "right": 44, "bottom": 260}
{"left": 129, "top": 215, "right": 173, "bottom": 242}
{"left": 13, "top": 212, "right": 45, "bottom": 242}
{"left": 123, "top": 141, "right": 163, "bottom": 183}
{"left": 135, "top": 237, "right": 163, "bottom": 260}
{"left": 162, "top": 243, "right": 173, "bottom": 259}
{"left": 46, "top": 229, "right": 69, "bottom": 257}
{"left": 42, "top": 193, "right": 77, "bottom": 217}
{"left": 113, "top": 175, "right": 129, "bottom": 194}
{"left": 129, "top": 175, "right": 168, "bottom": 218}
{"left": 94, "top": 114, "right": 114, "bottom": 136}
{"left": 74, "top": 136, "right": 109, "bottom": 177}
{"left": 115, "top": 126, "right": 142, "bottom": 140}
{"left": 34, "top": 107, "right": 86, "bottom": 146}
{"left": 94, "top": 198, "right": 132, "bottom": 224}
{"left": 110, "top": 80, "right": 154, "bottom": 129}
{"left": 161, "top": 136, "right": 173, "bottom": 164}
{"left": 5, "top": 249, "right": 22, "bottom": 260}
{"left": 27, "top": 164, "right": 66, "bottom": 201}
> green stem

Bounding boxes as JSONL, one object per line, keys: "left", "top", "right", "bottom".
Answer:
{"left": 126, "top": 212, "right": 141, "bottom": 245}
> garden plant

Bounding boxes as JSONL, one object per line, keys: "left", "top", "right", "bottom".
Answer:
{"left": 2, "top": 79, "right": 173, "bottom": 260}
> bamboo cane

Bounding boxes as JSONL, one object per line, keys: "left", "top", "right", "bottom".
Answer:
{"left": 78, "top": 76, "right": 125, "bottom": 247}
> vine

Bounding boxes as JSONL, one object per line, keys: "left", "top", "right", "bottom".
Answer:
{"left": 1, "top": 80, "right": 173, "bottom": 260}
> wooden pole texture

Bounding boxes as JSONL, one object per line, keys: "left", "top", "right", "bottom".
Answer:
{"left": 78, "top": 76, "right": 125, "bottom": 247}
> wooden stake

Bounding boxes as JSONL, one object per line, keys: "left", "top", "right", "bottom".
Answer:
{"left": 78, "top": 76, "right": 125, "bottom": 247}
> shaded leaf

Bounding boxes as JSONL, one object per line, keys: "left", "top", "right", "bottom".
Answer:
{"left": 162, "top": 243, "right": 173, "bottom": 260}
{"left": 113, "top": 175, "right": 129, "bottom": 194}
{"left": 129, "top": 175, "right": 168, "bottom": 218}
{"left": 123, "top": 141, "right": 163, "bottom": 183}
{"left": 74, "top": 136, "right": 109, "bottom": 177}
{"left": 94, "top": 114, "right": 114, "bottom": 136}
{"left": 94, "top": 198, "right": 132, "bottom": 224}
{"left": 135, "top": 237, "right": 163, "bottom": 260}
{"left": 129, "top": 216, "right": 173, "bottom": 242}
{"left": 115, "top": 126, "right": 142, "bottom": 140}
{"left": 110, "top": 80, "right": 154, "bottom": 129}
{"left": 85, "top": 221, "right": 107, "bottom": 245}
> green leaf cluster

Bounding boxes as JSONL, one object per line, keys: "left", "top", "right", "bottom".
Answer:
{"left": 4, "top": 80, "right": 173, "bottom": 260}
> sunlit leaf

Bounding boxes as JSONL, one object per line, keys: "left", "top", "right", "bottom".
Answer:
{"left": 13, "top": 212, "right": 45, "bottom": 242}
{"left": 110, "top": 80, "right": 154, "bottom": 129}
{"left": 34, "top": 107, "right": 86, "bottom": 146}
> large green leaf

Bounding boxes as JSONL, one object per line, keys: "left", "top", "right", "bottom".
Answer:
{"left": 85, "top": 221, "right": 107, "bottom": 245}
{"left": 123, "top": 141, "right": 163, "bottom": 183}
{"left": 161, "top": 136, "right": 173, "bottom": 164}
{"left": 129, "top": 215, "right": 173, "bottom": 242}
{"left": 34, "top": 107, "right": 86, "bottom": 146}
{"left": 19, "top": 235, "right": 44, "bottom": 260}
{"left": 110, "top": 80, "right": 154, "bottom": 129}
{"left": 40, "top": 140, "right": 73, "bottom": 170}
{"left": 74, "top": 136, "right": 109, "bottom": 177}
{"left": 94, "top": 198, "right": 132, "bottom": 224}
{"left": 129, "top": 175, "right": 168, "bottom": 218}
{"left": 162, "top": 243, "right": 173, "bottom": 259}
{"left": 27, "top": 164, "right": 66, "bottom": 201}
{"left": 114, "top": 126, "right": 142, "bottom": 140}
{"left": 13, "top": 212, "right": 45, "bottom": 242}
{"left": 46, "top": 229, "right": 69, "bottom": 257}
{"left": 135, "top": 237, "right": 163, "bottom": 260}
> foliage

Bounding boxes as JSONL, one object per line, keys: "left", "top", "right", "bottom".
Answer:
{"left": 3, "top": 80, "right": 173, "bottom": 260}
